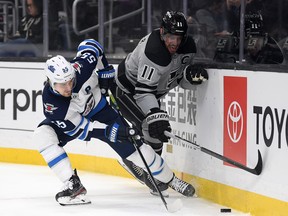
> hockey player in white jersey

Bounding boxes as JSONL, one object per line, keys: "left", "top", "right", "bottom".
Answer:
{"left": 33, "top": 39, "right": 195, "bottom": 206}
{"left": 113, "top": 11, "right": 209, "bottom": 196}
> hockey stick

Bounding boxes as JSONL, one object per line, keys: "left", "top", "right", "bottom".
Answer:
{"left": 164, "top": 131, "right": 263, "bottom": 175}
{"left": 108, "top": 89, "right": 182, "bottom": 213}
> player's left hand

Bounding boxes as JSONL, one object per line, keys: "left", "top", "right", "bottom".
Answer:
{"left": 184, "top": 64, "right": 208, "bottom": 85}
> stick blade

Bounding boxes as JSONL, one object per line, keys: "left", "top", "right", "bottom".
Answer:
{"left": 166, "top": 199, "right": 183, "bottom": 213}
{"left": 253, "top": 150, "right": 263, "bottom": 175}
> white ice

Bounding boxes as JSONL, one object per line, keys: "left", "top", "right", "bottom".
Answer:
{"left": 0, "top": 162, "right": 250, "bottom": 216}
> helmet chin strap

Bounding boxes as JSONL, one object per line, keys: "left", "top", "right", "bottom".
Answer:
{"left": 49, "top": 78, "right": 76, "bottom": 96}
{"left": 47, "top": 79, "right": 61, "bottom": 96}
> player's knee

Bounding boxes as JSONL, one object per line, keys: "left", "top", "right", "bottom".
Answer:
{"left": 34, "top": 125, "right": 60, "bottom": 152}
{"left": 145, "top": 140, "right": 163, "bottom": 152}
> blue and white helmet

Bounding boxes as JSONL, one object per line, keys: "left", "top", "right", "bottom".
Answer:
{"left": 44, "top": 55, "right": 75, "bottom": 89}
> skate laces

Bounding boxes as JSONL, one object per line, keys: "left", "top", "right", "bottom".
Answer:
{"left": 62, "top": 173, "right": 79, "bottom": 191}
{"left": 62, "top": 179, "right": 74, "bottom": 191}
{"left": 170, "top": 176, "right": 189, "bottom": 193}
{"left": 132, "top": 163, "right": 144, "bottom": 176}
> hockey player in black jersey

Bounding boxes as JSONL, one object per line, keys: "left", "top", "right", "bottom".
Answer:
{"left": 33, "top": 39, "right": 195, "bottom": 206}
{"left": 113, "top": 11, "right": 209, "bottom": 196}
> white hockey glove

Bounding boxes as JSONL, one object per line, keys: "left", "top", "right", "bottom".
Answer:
{"left": 105, "top": 122, "right": 138, "bottom": 143}
{"left": 146, "top": 108, "right": 171, "bottom": 142}
{"left": 184, "top": 64, "right": 208, "bottom": 85}
{"left": 97, "top": 65, "right": 115, "bottom": 95}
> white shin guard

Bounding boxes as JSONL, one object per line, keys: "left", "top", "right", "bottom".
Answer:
{"left": 126, "top": 144, "right": 173, "bottom": 183}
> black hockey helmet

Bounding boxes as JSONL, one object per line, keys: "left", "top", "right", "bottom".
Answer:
{"left": 161, "top": 11, "right": 188, "bottom": 37}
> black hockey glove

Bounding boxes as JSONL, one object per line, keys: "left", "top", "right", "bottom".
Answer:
{"left": 184, "top": 64, "right": 208, "bottom": 85}
{"left": 97, "top": 65, "right": 115, "bottom": 95}
{"left": 146, "top": 108, "right": 171, "bottom": 142}
{"left": 105, "top": 122, "right": 139, "bottom": 143}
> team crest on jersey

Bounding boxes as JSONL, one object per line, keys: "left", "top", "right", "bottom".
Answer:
{"left": 44, "top": 103, "right": 58, "bottom": 114}
{"left": 181, "top": 55, "right": 190, "bottom": 64}
{"left": 82, "top": 95, "right": 95, "bottom": 116}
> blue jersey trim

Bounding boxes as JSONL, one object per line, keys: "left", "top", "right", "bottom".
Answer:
{"left": 66, "top": 116, "right": 85, "bottom": 136}
{"left": 79, "top": 121, "right": 90, "bottom": 140}
{"left": 86, "top": 96, "right": 107, "bottom": 119}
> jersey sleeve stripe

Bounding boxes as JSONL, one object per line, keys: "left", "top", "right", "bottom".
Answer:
{"left": 135, "top": 82, "right": 157, "bottom": 90}
{"left": 65, "top": 117, "right": 89, "bottom": 140}
{"left": 86, "top": 96, "right": 107, "bottom": 119}
{"left": 86, "top": 40, "right": 104, "bottom": 55}
{"left": 78, "top": 45, "right": 100, "bottom": 57}
{"left": 66, "top": 116, "right": 85, "bottom": 136}
{"left": 135, "top": 88, "right": 157, "bottom": 95}
{"left": 135, "top": 82, "right": 157, "bottom": 94}
{"left": 78, "top": 121, "right": 90, "bottom": 140}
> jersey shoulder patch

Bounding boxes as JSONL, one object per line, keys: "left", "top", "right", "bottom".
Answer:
{"left": 42, "top": 84, "right": 70, "bottom": 120}
{"left": 177, "top": 36, "right": 197, "bottom": 54}
{"left": 144, "top": 29, "right": 171, "bottom": 67}
{"left": 70, "top": 56, "right": 95, "bottom": 93}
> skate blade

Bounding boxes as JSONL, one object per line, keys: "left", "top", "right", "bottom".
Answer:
{"left": 150, "top": 190, "right": 169, "bottom": 198}
{"left": 57, "top": 194, "right": 91, "bottom": 206}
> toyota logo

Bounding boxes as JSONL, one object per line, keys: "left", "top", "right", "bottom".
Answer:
{"left": 227, "top": 101, "right": 243, "bottom": 143}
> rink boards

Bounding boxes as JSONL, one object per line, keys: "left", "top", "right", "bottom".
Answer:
{"left": 0, "top": 61, "right": 287, "bottom": 216}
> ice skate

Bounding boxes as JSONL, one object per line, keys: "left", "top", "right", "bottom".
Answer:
{"left": 118, "top": 158, "right": 145, "bottom": 185}
{"left": 169, "top": 174, "right": 195, "bottom": 197}
{"left": 55, "top": 169, "right": 91, "bottom": 206}
{"left": 119, "top": 159, "right": 169, "bottom": 197}
{"left": 143, "top": 171, "right": 169, "bottom": 197}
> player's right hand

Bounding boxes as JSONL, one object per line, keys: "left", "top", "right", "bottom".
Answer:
{"left": 184, "top": 63, "right": 208, "bottom": 85}
{"left": 145, "top": 108, "right": 171, "bottom": 142}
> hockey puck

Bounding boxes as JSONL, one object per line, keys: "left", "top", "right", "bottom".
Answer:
{"left": 220, "top": 208, "right": 231, "bottom": 213}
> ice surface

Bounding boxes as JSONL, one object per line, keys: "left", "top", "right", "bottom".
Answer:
{"left": 0, "top": 163, "right": 250, "bottom": 216}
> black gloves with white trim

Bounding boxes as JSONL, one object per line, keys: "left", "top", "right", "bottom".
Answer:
{"left": 184, "top": 64, "right": 208, "bottom": 85}
{"left": 146, "top": 108, "right": 171, "bottom": 142}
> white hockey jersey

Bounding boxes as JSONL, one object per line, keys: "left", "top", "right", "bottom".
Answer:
{"left": 41, "top": 52, "right": 109, "bottom": 142}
